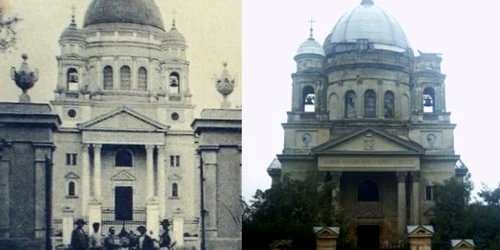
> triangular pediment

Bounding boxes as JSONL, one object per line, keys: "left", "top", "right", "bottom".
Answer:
{"left": 357, "top": 207, "right": 382, "bottom": 218}
{"left": 313, "top": 227, "right": 340, "bottom": 238}
{"left": 407, "top": 225, "right": 434, "bottom": 237}
{"left": 64, "top": 171, "right": 80, "bottom": 179}
{"left": 451, "top": 239, "right": 475, "bottom": 248}
{"left": 78, "top": 106, "right": 168, "bottom": 132}
{"left": 111, "top": 170, "right": 136, "bottom": 181}
{"left": 269, "top": 240, "right": 292, "bottom": 248}
{"left": 313, "top": 128, "right": 424, "bottom": 155}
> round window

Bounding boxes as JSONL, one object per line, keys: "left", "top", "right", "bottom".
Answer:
{"left": 171, "top": 112, "right": 179, "bottom": 120}
{"left": 67, "top": 109, "right": 77, "bottom": 118}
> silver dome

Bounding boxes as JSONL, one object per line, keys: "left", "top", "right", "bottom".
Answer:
{"left": 296, "top": 37, "right": 325, "bottom": 57}
{"left": 327, "top": 1, "right": 411, "bottom": 52}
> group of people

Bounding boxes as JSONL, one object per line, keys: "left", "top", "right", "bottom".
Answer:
{"left": 70, "top": 219, "right": 176, "bottom": 250}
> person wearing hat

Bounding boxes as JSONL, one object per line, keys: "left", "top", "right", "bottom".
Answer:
{"left": 158, "top": 219, "right": 176, "bottom": 250}
{"left": 71, "top": 219, "right": 89, "bottom": 250}
{"left": 135, "top": 225, "right": 154, "bottom": 250}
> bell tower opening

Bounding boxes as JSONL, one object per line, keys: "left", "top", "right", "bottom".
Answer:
{"left": 423, "top": 87, "right": 435, "bottom": 113}
{"left": 302, "top": 86, "right": 315, "bottom": 112}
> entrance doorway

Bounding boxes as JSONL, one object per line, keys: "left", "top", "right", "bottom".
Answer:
{"left": 357, "top": 225, "right": 380, "bottom": 249}
{"left": 115, "top": 186, "right": 133, "bottom": 220}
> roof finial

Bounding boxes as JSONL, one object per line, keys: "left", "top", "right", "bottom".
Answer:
{"left": 71, "top": 4, "right": 76, "bottom": 24}
{"left": 308, "top": 18, "right": 315, "bottom": 39}
{"left": 361, "top": 0, "right": 374, "bottom": 5}
{"left": 172, "top": 9, "right": 177, "bottom": 28}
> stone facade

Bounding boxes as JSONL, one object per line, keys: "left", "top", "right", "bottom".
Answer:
{"left": 0, "top": 102, "right": 60, "bottom": 250}
{"left": 44, "top": 0, "right": 241, "bottom": 249}
{"left": 268, "top": 1, "right": 468, "bottom": 248}
{"left": 192, "top": 108, "right": 242, "bottom": 250}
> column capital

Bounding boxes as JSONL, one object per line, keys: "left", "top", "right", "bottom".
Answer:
{"left": 81, "top": 143, "right": 90, "bottom": 151}
{"left": 92, "top": 144, "right": 102, "bottom": 150}
{"left": 156, "top": 145, "right": 166, "bottom": 150}
{"left": 145, "top": 144, "right": 155, "bottom": 151}
{"left": 396, "top": 171, "right": 407, "bottom": 182}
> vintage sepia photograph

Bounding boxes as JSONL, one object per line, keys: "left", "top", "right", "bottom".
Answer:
{"left": 243, "top": 0, "right": 500, "bottom": 249}
{"left": 0, "top": 0, "right": 241, "bottom": 249}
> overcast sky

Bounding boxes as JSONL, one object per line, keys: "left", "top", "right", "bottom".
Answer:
{"left": 242, "top": 0, "right": 500, "bottom": 201}
{"left": 2, "top": 0, "right": 500, "bottom": 203}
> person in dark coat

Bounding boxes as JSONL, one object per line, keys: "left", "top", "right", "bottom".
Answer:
{"left": 159, "top": 219, "right": 176, "bottom": 250}
{"left": 135, "top": 226, "right": 155, "bottom": 250}
{"left": 70, "top": 219, "right": 89, "bottom": 250}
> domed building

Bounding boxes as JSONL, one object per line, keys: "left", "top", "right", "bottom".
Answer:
{"left": 269, "top": 0, "right": 467, "bottom": 248}
{"left": 48, "top": 0, "right": 242, "bottom": 249}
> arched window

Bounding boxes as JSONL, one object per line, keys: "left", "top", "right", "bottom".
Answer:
{"left": 358, "top": 180, "right": 379, "bottom": 201}
{"left": 68, "top": 181, "right": 76, "bottom": 196}
{"left": 115, "top": 149, "right": 133, "bottom": 167}
{"left": 138, "top": 67, "right": 147, "bottom": 91}
{"left": 172, "top": 183, "right": 178, "bottom": 197}
{"left": 302, "top": 86, "right": 315, "bottom": 112}
{"left": 103, "top": 66, "right": 113, "bottom": 90}
{"left": 345, "top": 91, "right": 356, "bottom": 118}
{"left": 169, "top": 72, "right": 180, "bottom": 94}
{"left": 67, "top": 68, "right": 79, "bottom": 91}
{"left": 384, "top": 91, "right": 395, "bottom": 118}
{"left": 364, "top": 90, "right": 377, "bottom": 118}
{"left": 423, "top": 87, "right": 435, "bottom": 113}
{"left": 120, "top": 66, "right": 131, "bottom": 90}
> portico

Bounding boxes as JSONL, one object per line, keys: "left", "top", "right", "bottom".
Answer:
{"left": 77, "top": 107, "right": 169, "bottom": 235}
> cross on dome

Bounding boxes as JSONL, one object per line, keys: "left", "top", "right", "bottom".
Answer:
{"left": 71, "top": 4, "right": 76, "bottom": 24}
{"left": 308, "top": 18, "right": 315, "bottom": 39}
{"left": 172, "top": 9, "right": 177, "bottom": 27}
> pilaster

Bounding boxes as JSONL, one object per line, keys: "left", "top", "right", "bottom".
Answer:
{"left": 397, "top": 172, "right": 407, "bottom": 235}
{"left": 411, "top": 171, "right": 421, "bottom": 225}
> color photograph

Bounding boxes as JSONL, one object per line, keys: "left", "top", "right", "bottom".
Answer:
{"left": 243, "top": 0, "right": 500, "bottom": 249}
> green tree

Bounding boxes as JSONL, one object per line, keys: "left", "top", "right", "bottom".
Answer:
{"left": 243, "top": 170, "right": 353, "bottom": 250}
{"left": 430, "top": 173, "right": 473, "bottom": 250}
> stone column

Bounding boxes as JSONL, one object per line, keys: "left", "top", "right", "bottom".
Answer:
{"left": 356, "top": 80, "right": 362, "bottom": 118}
{"left": 157, "top": 145, "right": 166, "bottom": 217}
{"left": 397, "top": 172, "right": 407, "bottom": 235}
{"left": 93, "top": 144, "right": 102, "bottom": 200}
{"left": 113, "top": 59, "right": 119, "bottom": 89}
{"left": 146, "top": 145, "right": 155, "bottom": 200}
{"left": 81, "top": 143, "right": 90, "bottom": 217}
{"left": 173, "top": 217, "right": 185, "bottom": 247}
{"left": 146, "top": 202, "right": 159, "bottom": 240}
{"left": 331, "top": 172, "right": 342, "bottom": 212}
{"left": 62, "top": 206, "right": 75, "bottom": 246}
{"left": 411, "top": 171, "right": 421, "bottom": 225}
{"left": 377, "top": 80, "right": 383, "bottom": 118}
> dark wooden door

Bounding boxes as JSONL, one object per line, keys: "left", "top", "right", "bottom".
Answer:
{"left": 115, "top": 186, "right": 133, "bottom": 220}
{"left": 357, "top": 225, "right": 380, "bottom": 250}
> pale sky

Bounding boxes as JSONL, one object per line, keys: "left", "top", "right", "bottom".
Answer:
{"left": 242, "top": 0, "right": 500, "bottom": 201}
{"left": 2, "top": 0, "right": 500, "bottom": 204}
{"left": 0, "top": 0, "right": 241, "bottom": 114}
